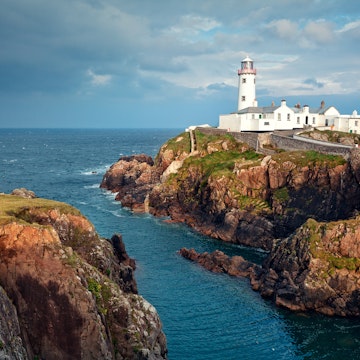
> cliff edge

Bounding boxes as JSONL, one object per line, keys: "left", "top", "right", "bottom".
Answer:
{"left": 0, "top": 192, "right": 167, "bottom": 360}
{"left": 101, "top": 130, "right": 360, "bottom": 250}
{"left": 100, "top": 129, "right": 360, "bottom": 317}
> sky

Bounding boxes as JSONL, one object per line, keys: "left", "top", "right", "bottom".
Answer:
{"left": 1, "top": 0, "right": 360, "bottom": 128}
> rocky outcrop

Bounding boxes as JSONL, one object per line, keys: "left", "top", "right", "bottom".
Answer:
{"left": 180, "top": 215, "right": 360, "bottom": 317}
{"left": 100, "top": 154, "right": 161, "bottom": 212}
{"left": 101, "top": 131, "right": 360, "bottom": 251}
{"left": 0, "top": 193, "right": 167, "bottom": 360}
{"left": 178, "top": 248, "right": 258, "bottom": 278}
{"left": 100, "top": 130, "right": 360, "bottom": 317}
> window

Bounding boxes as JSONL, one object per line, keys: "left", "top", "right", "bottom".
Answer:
{"left": 264, "top": 122, "right": 270, "bottom": 125}
{"left": 242, "top": 96, "right": 246, "bottom": 101}
{"left": 259, "top": 114, "right": 262, "bottom": 119}
{"left": 312, "top": 117, "right": 316, "bottom": 124}
{"left": 263, "top": 114, "right": 266, "bottom": 119}
{"left": 242, "top": 78, "right": 246, "bottom": 83}
{"left": 355, "top": 121, "right": 358, "bottom": 127}
{"left": 252, "top": 114, "right": 255, "bottom": 120}
{"left": 287, "top": 113, "right": 290, "bottom": 121}
{"left": 297, "top": 117, "right": 300, "bottom": 124}
{"left": 278, "top": 113, "right": 281, "bottom": 121}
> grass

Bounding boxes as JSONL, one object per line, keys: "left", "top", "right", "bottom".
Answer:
{"left": 0, "top": 194, "right": 81, "bottom": 226}
{"left": 273, "top": 187, "right": 290, "bottom": 202}
{"left": 272, "top": 150, "right": 346, "bottom": 168}
{"left": 156, "top": 132, "right": 191, "bottom": 157}
{"left": 304, "top": 218, "right": 360, "bottom": 273}
{"left": 304, "top": 129, "right": 360, "bottom": 144}
{"left": 185, "top": 148, "right": 262, "bottom": 178}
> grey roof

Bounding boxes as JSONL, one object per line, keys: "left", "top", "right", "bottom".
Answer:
{"left": 237, "top": 106, "right": 278, "bottom": 114}
{"left": 236, "top": 104, "right": 339, "bottom": 115}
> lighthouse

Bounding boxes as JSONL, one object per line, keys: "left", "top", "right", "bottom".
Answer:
{"left": 237, "top": 56, "right": 257, "bottom": 111}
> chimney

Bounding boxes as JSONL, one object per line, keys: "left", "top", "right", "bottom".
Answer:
{"left": 281, "top": 99, "right": 286, "bottom": 107}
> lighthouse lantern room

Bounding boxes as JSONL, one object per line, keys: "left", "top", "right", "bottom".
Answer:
{"left": 237, "top": 56, "right": 257, "bottom": 111}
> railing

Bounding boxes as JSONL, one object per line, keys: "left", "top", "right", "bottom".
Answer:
{"left": 238, "top": 69, "right": 257, "bottom": 75}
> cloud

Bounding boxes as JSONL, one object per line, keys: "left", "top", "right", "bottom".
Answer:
{"left": 303, "top": 78, "right": 325, "bottom": 89}
{"left": 86, "top": 69, "right": 112, "bottom": 86}
{"left": 2, "top": 0, "right": 360, "bottom": 128}
{"left": 302, "top": 20, "right": 335, "bottom": 45}
{"left": 266, "top": 19, "right": 299, "bottom": 40}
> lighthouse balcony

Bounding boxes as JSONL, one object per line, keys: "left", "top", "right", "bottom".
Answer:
{"left": 238, "top": 69, "right": 256, "bottom": 75}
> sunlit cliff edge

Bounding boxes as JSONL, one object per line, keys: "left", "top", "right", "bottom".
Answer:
{"left": 0, "top": 190, "right": 167, "bottom": 360}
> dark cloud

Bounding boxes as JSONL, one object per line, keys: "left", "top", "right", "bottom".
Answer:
{"left": 1, "top": 0, "right": 360, "bottom": 127}
{"left": 303, "top": 78, "right": 325, "bottom": 89}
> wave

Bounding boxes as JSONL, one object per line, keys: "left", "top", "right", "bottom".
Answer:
{"left": 80, "top": 164, "right": 111, "bottom": 176}
{"left": 83, "top": 184, "right": 100, "bottom": 189}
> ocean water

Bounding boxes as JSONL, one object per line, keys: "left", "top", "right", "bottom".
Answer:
{"left": 1, "top": 128, "right": 360, "bottom": 360}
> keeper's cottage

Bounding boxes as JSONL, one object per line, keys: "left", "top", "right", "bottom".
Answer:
{"left": 218, "top": 57, "right": 360, "bottom": 133}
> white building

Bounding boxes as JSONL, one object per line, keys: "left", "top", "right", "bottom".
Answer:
{"left": 219, "top": 57, "right": 358, "bottom": 133}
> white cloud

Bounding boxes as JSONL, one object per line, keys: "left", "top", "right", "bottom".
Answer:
{"left": 266, "top": 19, "right": 299, "bottom": 39}
{"left": 87, "top": 69, "right": 112, "bottom": 86}
{"left": 336, "top": 20, "right": 360, "bottom": 33}
{"left": 166, "top": 14, "right": 221, "bottom": 42}
{"left": 303, "top": 20, "right": 334, "bottom": 44}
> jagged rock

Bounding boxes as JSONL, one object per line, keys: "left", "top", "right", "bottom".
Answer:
{"left": 179, "top": 248, "right": 257, "bottom": 278}
{"left": 10, "top": 188, "right": 36, "bottom": 199}
{"left": 100, "top": 130, "right": 360, "bottom": 317}
{"left": 101, "top": 131, "right": 360, "bottom": 251}
{"left": 0, "top": 285, "right": 27, "bottom": 359}
{"left": 100, "top": 154, "right": 161, "bottom": 213}
{"left": 180, "top": 215, "right": 360, "bottom": 317}
{"left": 0, "top": 194, "right": 167, "bottom": 359}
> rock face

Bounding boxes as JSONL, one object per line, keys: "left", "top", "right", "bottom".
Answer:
{"left": 101, "top": 154, "right": 161, "bottom": 212}
{"left": 0, "top": 193, "right": 167, "bottom": 360}
{"left": 100, "top": 130, "right": 360, "bottom": 317}
{"left": 180, "top": 215, "right": 360, "bottom": 317}
{"left": 101, "top": 131, "right": 360, "bottom": 251}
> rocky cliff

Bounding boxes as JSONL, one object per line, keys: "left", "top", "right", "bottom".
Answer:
{"left": 101, "top": 130, "right": 360, "bottom": 251}
{"left": 180, "top": 214, "right": 360, "bottom": 317}
{"left": 0, "top": 192, "right": 167, "bottom": 359}
{"left": 100, "top": 130, "right": 360, "bottom": 317}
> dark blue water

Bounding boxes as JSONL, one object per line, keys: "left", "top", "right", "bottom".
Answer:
{"left": 1, "top": 128, "right": 360, "bottom": 359}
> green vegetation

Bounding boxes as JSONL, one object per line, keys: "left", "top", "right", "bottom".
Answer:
{"left": 272, "top": 150, "right": 346, "bottom": 168}
{"left": 193, "top": 130, "right": 239, "bottom": 151}
{"left": 304, "top": 129, "right": 360, "bottom": 144}
{"left": 0, "top": 194, "right": 82, "bottom": 225}
{"left": 273, "top": 187, "right": 290, "bottom": 202}
{"left": 187, "top": 150, "right": 260, "bottom": 178}
{"left": 87, "top": 277, "right": 102, "bottom": 302}
{"left": 304, "top": 218, "right": 360, "bottom": 273}
{"left": 87, "top": 277, "right": 112, "bottom": 316}
{"left": 157, "top": 132, "right": 191, "bottom": 157}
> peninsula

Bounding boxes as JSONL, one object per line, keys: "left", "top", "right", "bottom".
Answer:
{"left": 101, "top": 128, "right": 360, "bottom": 317}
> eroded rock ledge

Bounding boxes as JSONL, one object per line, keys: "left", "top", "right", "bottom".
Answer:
{"left": 100, "top": 131, "right": 360, "bottom": 251}
{"left": 180, "top": 214, "right": 360, "bottom": 317}
{"left": 0, "top": 191, "right": 167, "bottom": 359}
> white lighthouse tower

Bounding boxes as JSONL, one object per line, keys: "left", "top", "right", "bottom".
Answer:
{"left": 237, "top": 56, "right": 257, "bottom": 111}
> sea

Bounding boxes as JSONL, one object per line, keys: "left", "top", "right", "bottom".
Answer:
{"left": 1, "top": 128, "right": 360, "bottom": 360}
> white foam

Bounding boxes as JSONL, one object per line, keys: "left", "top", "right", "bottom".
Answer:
{"left": 80, "top": 164, "right": 111, "bottom": 176}
{"left": 83, "top": 184, "right": 100, "bottom": 189}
